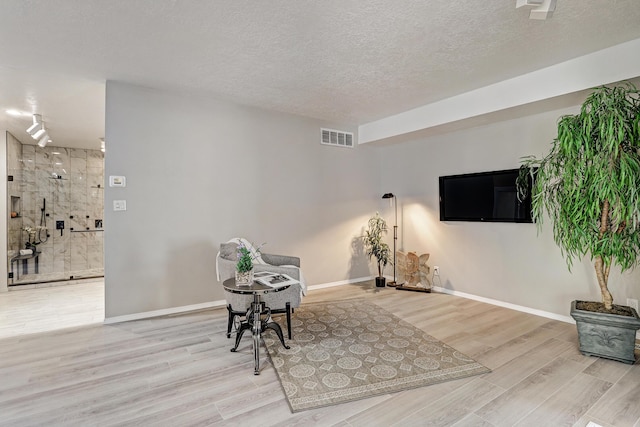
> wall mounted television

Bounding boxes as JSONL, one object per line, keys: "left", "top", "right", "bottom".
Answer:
{"left": 439, "top": 168, "right": 533, "bottom": 223}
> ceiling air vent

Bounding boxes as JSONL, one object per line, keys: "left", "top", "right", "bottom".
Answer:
{"left": 321, "top": 128, "right": 354, "bottom": 148}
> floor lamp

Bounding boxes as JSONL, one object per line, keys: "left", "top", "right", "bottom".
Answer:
{"left": 382, "top": 193, "right": 401, "bottom": 287}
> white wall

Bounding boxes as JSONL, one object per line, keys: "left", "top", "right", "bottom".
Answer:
{"left": 379, "top": 107, "right": 640, "bottom": 317}
{"left": 104, "top": 82, "right": 381, "bottom": 318}
{"left": 103, "top": 81, "right": 640, "bottom": 320}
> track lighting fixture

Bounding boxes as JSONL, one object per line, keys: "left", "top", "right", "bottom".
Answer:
{"left": 32, "top": 126, "right": 47, "bottom": 139}
{"left": 37, "top": 133, "right": 50, "bottom": 148}
{"left": 26, "top": 113, "right": 53, "bottom": 147}
{"left": 26, "top": 114, "right": 43, "bottom": 135}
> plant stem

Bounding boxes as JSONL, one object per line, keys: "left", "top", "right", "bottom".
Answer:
{"left": 595, "top": 255, "right": 614, "bottom": 310}
{"left": 596, "top": 200, "right": 614, "bottom": 309}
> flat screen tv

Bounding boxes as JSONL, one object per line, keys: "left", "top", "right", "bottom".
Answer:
{"left": 439, "top": 168, "right": 533, "bottom": 223}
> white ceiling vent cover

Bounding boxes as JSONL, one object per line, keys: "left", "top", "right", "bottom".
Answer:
{"left": 321, "top": 128, "right": 354, "bottom": 148}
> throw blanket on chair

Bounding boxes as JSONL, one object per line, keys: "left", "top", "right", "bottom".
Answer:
{"left": 227, "top": 237, "right": 266, "bottom": 265}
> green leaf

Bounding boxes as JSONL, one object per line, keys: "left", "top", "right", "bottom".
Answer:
{"left": 517, "top": 83, "right": 640, "bottom": 304}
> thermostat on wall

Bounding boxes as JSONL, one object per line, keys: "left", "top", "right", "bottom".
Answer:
{"left": 109, "top": 176, "right": 126, "bottom": 187}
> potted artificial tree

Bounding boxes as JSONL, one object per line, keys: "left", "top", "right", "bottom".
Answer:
{"left": 364, "top": 212, "right": 391, "bottom": 287}
{"left": 519, "top": 83, "right": 640, "bottom": 364}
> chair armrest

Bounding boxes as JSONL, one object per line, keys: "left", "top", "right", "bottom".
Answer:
{"left": 261, "top": 253, "right": 300, "bottom": 268}
{"left": 217, "top": 256, "right": 237, "bottom": 282}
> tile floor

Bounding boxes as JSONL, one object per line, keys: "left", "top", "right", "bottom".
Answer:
{"left": 0, "top": 280, "right": 104, "bottom": 339}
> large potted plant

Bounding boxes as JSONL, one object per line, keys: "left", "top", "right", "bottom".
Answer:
{"left": 520, "top": 83, "right": 640, "bottom": 364}
{"left": 364, "top": 212, "right": 391, "bottom": 287}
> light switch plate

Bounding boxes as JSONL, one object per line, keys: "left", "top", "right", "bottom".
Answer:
{"left": 113, "top": 200, "right": 127, "bottom": 211}
{"left": 109, "top": 176, "right": 126, "bottom": 187}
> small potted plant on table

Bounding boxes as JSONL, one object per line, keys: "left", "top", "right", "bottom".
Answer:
{"left": 235, "top": 242, "right": 258, "bottom": 285}
{"left": 364, "top": 212, "right": 391, "bottom": 287}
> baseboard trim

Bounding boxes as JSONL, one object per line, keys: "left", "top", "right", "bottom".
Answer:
{"left": 108, "top": 278, "right": 621, "bottom": 335}
{"left": 104, "top": 300, "right": 227, "bottom": 324}
{"left": 432, "top": 286, "right": 575, "bottom": 324}
{"left": 307, "top": 276, "right": 374, "bottom": 291}
{"left": 434, "top": 287, "right": 640, "bottom": 340}
{"left": 104, "top": 277, "right": 371, "bottom": 324}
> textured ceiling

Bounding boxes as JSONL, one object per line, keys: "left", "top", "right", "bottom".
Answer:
{"left": 1, "top": 0, "right": 640, "bottom": 148}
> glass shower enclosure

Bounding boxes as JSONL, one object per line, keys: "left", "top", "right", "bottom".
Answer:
{"left": 7, "top": 133, "right": 104, "bottom": 286}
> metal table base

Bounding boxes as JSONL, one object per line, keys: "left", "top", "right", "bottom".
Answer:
{"left": 230, "top": 291, "right": 290, "bottom": 375}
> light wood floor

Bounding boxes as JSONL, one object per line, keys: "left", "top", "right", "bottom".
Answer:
{"left": 0, "top": 281, "right": 639, "bottom": 426}
{"left": 0, "top": 280, "right": 104, "bottom": 339}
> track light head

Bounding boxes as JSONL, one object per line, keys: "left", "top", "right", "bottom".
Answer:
{"left": 37, "top": 133, "right": 50, "bottom": 148}
{"left": 32, "top": 126, "right": 47, "bottom": 139}
{"left": 26, "top": 114, "right": 43, "bottom": 135}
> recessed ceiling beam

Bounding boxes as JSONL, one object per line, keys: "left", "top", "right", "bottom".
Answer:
{"left": 516, "top": 0, "right": 557, "bottom": 20}
{"left": 358, "top": 39, "right": 640, "bottom": 145}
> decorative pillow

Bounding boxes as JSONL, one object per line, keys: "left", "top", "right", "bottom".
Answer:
{"left": 219, "top": 242, "right": 238, "bottom": 261}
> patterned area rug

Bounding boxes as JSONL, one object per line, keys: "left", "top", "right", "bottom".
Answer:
{"left": 265, "top": 299, "right": 490, "bottom": 412}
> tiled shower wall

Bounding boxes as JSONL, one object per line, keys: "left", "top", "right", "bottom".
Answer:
{"left": 7, "top": 133, "right": 23, "bottom": 255}
{"left": 7, "top": 132, "right": 104, "bottom": 284}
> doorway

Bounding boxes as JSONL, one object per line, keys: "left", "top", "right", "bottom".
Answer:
{"left": 6, "top": 132, "right": 104, "bottom": 286}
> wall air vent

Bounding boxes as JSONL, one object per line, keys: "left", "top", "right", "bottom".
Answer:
{"left": 321, "top": 128, "right": 354, "bottom": 148}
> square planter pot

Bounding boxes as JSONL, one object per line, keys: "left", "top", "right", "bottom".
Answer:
{"left": 570, "top": 300, "right": 640, "bottom": 364}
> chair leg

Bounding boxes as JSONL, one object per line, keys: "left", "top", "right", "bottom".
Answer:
{"left": 286, "top": 302, "right": 292, "bottom": 339}
{"left": 226, "top": 304, "right": 233, "bottom": 338}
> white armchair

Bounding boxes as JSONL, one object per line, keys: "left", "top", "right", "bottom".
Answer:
{"left": 216, "top": 242, "right": 304, "bottom": 339}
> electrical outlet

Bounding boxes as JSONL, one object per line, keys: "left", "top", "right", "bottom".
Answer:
{"left": 433, "top": 266, "right": 440, "bottom": 276}
{"left": 627, "top": 298, "right": 639, "bottom": 312}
